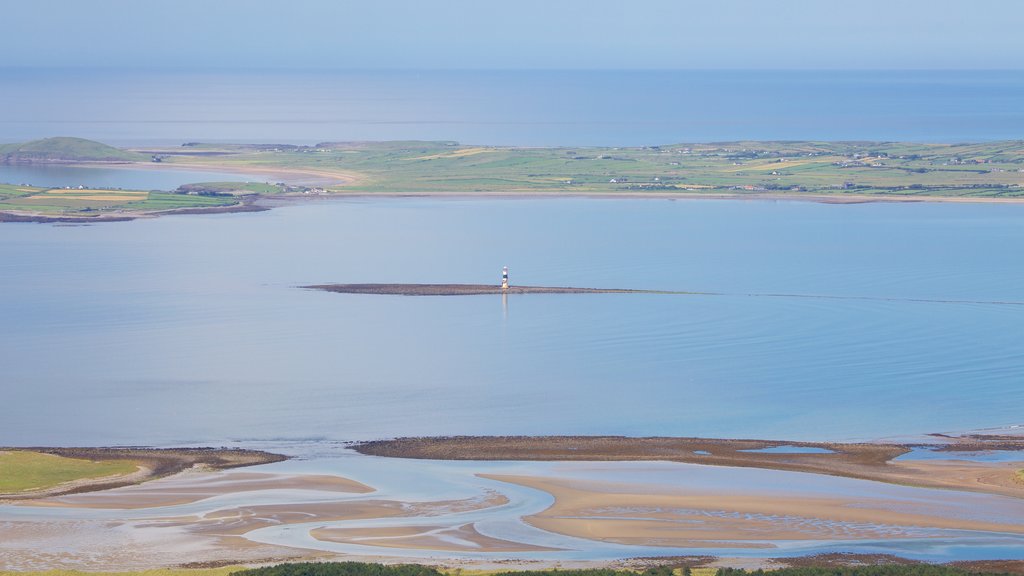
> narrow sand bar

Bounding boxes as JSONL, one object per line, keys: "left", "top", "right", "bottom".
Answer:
{"left": 355, "top": 436, "right": 1024, "bottom": 498}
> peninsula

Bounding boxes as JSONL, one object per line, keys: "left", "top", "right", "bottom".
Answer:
{"left": 3, "top": 137, "right": 1024, "bottom": 222}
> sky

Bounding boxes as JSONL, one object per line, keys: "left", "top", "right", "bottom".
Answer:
{"left": 2, "top": 0, "right": 1023, "bottom": 70}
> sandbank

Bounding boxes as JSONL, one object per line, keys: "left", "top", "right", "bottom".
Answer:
{"left": 481, "top": 473, "right": 1024, "bottom": 548}
{"left": 355, "top": 436, "right": 1024, "bottom": 498}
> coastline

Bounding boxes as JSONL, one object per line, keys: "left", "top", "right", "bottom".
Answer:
{"left": 4, "top": 157, "right": 1024, "bottom": 225}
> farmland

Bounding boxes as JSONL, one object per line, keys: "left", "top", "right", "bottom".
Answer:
{"left": 163, "top": 139, "right": 1024, "bottom": 199}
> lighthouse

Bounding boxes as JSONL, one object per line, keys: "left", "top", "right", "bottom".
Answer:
{"left": 501, "top": 266, "right": 509, "bottom": 291}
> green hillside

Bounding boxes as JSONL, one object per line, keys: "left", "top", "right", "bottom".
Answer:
{"left": 0, "top": 137, "right": 144, "bottom": 162}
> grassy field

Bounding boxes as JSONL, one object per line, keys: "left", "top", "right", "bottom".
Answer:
{"left": 0, "top": 451, "right": 139, "bottom": 493}
{"left": 0, "top": 182, "right": 240, "bottom": 216}
{"left": 166, "top": 140, "right": 1024, "bottom": 199}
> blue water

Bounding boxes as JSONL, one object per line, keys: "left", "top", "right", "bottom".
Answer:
{"left": 897, "top": 447, "right": 1024, "bottom": 462}
{"left": 1, "top": 196, "right": 1022, "bottom": 446}
{"left": 1, "top": 69, "right": 1022, "bottom": 146}
{"left": 739, "top": 446, "right": 836, "bottom": 454}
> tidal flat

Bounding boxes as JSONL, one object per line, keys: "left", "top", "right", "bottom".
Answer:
{"left": 3, "top": 443, "right": 1024, "bottom": 570}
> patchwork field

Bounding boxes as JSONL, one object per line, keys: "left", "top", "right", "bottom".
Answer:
{"left": 0, "top": 183, "right": 239, "bottom": 217}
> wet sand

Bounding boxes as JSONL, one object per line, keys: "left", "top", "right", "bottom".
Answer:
{"left": 481, "top": 473, "right": 1024, "bottom": 549}
{"left": 24, "top": 471, "right": 372, "bottom": 509}
{"left": 3, "top": 452, "right": 1024, "bottom": 570}
{"left": 312, "top": 522, "right": 559, "bottom": 553}
{"left": 354, "top": 436, "right": 1024, "bottom": 498}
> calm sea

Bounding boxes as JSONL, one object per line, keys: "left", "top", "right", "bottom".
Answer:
{"left": 1, "top": 197, "right": 1022, "bottom": 446}
{"left": 1, "top": 69, "right": 1022, "bottom": 146}
{"left": 2, "top": 69, "right": 1023, "bottom": 446}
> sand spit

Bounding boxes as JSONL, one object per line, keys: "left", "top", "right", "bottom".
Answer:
{"left": 354, "top": 436, "right": 1024, "bottom": 498}
{"left": 0, "top": 447, "right": 287, "bottom": 501}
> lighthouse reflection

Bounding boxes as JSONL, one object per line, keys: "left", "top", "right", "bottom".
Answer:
{"left": 501, "top": 291, "right": 508, "bottom": 319}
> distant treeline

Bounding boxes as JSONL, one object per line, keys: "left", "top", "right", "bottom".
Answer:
{"left": 232, "top": 562, "right": 1014, "bottom": 576}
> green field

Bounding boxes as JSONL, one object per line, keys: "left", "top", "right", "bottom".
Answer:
{"left": 0, "top": 182, "right": 239, "bottom": 216}
{"left": 166, "top": 140, "right": 1024, "bottom": 199}
{"left": 0, "top": 451, "right": 139, "bottom": 493}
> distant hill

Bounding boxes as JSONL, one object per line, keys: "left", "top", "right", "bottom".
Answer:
{"left": 0, "top": 137, "right": 144, "bottom": 163}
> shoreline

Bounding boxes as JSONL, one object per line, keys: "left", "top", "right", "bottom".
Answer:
{"left": 4, "top": 161, "right": 1024, "bottom": 224}
{"left": 288, "top": 189, "right": 1024, "bottom": 205}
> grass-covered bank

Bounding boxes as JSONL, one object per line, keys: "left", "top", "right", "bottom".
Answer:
{"left": 0, "top": 447, "right": 286, "bottom": 499}
{"left": 0, "top": 451, "right": 139, "bottom": 493}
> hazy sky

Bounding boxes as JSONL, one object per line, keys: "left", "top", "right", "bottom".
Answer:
{"left": 4, "top": 0, "right": 1023, "bottom": 70}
